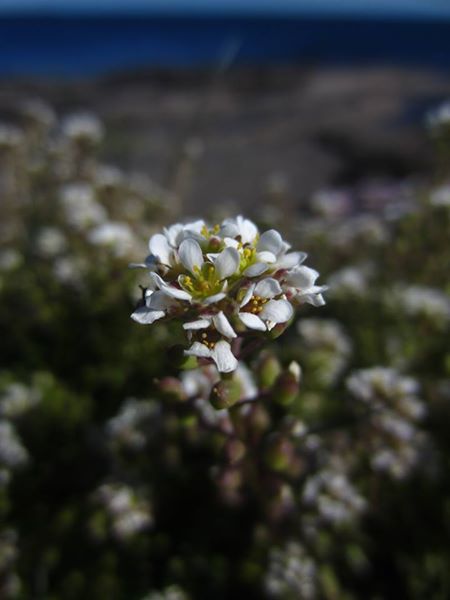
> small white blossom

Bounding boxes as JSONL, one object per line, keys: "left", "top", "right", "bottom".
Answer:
{"left": 60, "top": 183, "right": 107, "bottom": 231}
{"left": 426, "top": 100, "right": 450, "bottom": 131}
{"left": 391, "top": 285, "right": 450, "bottom": 323}
{"left": 0, "top": 422, "right": 28, "bottom": 469}
{"left": 95, "top": 483, "right": 153, "bottom": 541}
{"left": 265, "top": 542, "right": 317, "bottom": 599}
{"left": 0, "top": 383, "right": 41, "bottom": 419}
{"left": 35, "top": 227, "right": 67, "bottom": 258}
{"left": 88, "top": 222, "right": 135, "bottom": 258}
{"left": 429, "top": 184, "right": 450, "bottom": 207}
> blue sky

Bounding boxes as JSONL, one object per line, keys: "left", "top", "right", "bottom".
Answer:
{"left": 1, "top": 0, "right": 450, "bottom": 18}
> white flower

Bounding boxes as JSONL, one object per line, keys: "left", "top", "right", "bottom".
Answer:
{"left": 185, "top": 339, "right": 238, "bottom": 374}
{"left": 220, "top": 215, "right": 258, "bottom": 245}
{"left": 88, "top": 222, "right": 134, "bottom": 258}
{"left": 430, "top": 184, "right": 450, "bottom": 207}
{"left": 61, "top": 112, "right": 104, "bottom": 144}
{"left": 35, "top": 227, "right": 66, "bottom": 258}
{"left": 183, "top": 310, "right": 237, "bottom": 339}
{"left": 131, "top": 288, "right": 177, "bottom": 325}
{"left": 242, "top": 229, "right": 307, "bottom": 277}
{"left": 392, "top": 285, "right": 450, "bottom": 323}
{"left": 60, "top": 183, "right": 106, "bottom": 230}
{"left": 426, "top": 100, "right": 450, "bottom": 131}
{"left": 284, "top": 266, "right": 327, "bottom": 306}
{"left": 0, "top": 421, "right": 28, "bottom": 468}
{"left": 238, "top": 278, "right": 293, "bottom": 331}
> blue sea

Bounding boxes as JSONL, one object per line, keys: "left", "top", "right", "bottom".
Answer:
{"left": 1, "top": 15, "right": 450, "bottom": 77}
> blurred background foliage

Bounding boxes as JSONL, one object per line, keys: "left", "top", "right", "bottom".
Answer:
{"left": 0, "top": 85, "right": 449, "bottom": 600}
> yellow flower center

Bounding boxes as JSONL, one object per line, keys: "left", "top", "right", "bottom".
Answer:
{"left": 200, "top": 331, "right": 216, "bottom": 349}
{"left": 245, "top": 294, "right": 268, "bottom": 314}
{"left": 201, "top": 223, "right": 221, "bottom": 238}
{"left": 180, "top": 262, "right": 223, "bottom": 300}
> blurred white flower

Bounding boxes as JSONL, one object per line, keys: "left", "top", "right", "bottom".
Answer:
{"left": 35, "top": 227, "right": 67, "bottom": 258}
{"left": 265, "top": 542, "right": 317, "bottom": 599}
{"left": 0, "top": 421, "right": 28, "bottom": 468}
{"left": 391, "top": 285, "right": 450, "bottom": 324}
{"left": 106, "top": 399, "right": 158, "bottom": 450}
{"left": 60, "top": 183, "right": 107, "bottom": 231}
{"left": 0, "top": 250, "right": 22, "bottom": 272}
{"left": 426, "top": 100, "right": 450, "bottom": 131}
{"left": 61, "top": 112, "right": 104, "bottom": 144}
{"left": 328, "top": 265, "right": 370, "bottom": 298}
{"left": 88, "top": 222, "right": 135, "bottom": 258}
{"left": 0, "top": 125, "right": 24, "bottom": 150}
{"left": 0, "top": 383, "right": 40, "bottom": 419}
{"left": 429, "top": 184, "right": 450, "bottom": 207}
{"left": 96, "top": 483, "right": 153, "bottom": 541}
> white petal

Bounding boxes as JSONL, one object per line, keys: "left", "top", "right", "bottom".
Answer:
{"left": 184, "top": 342, "right": 212, "bottom": 359}
{"left": 257, "top": 229, "right": 283, "bottom": 256}
{"left": 212, "top": 340, "right": 238, "bottom": 373}
{"left": 244, "top": 263, "right": 269, "bottom": 277}
{"left": 151, "top": 273, "right": 192, "bottom": 301}
{"left": 203, "top": 292, "right": 226, "bottom": 305}
{"left": 277, "top": 251, "right": 307, "bottom": 269}
{"left": 239, "top": 284, "right": 256, "bottom": 308}
{"left": 179, "top": 230, "right": 205, "bottom": 245}
{"left": 161, "top": 285, "right": 192, "bottom": 301}
{"left": 237, "top": 216, "right": 258, "bottom": 244}
{"left": 184, "top": 219, "right": 206, "bottom": 235}
{"left": 256, "top": 251, "right": 277, "bottom": 263}
{"left": 254, "top": 278, "right": 282, "bottom": 299}
{"left": 148, "top": 233, "right": 172, "bottom": 265}
{"left": 178, "top": 239, "right": 204, "bottom": 273}
{"left": 259, "top": 299, "right": 293, "bottom": 323}
{"left": 285, "top": 265, "right": 319, "bottom": 289}
{"left": 223, "top": 237, "right": 239, "bottom": 248}
{"left": 238, "top": 312, "right": 267, "bottom": 331}
{"left": 131, "top": 307, "right": 165, "bottom": 325}
{"left": 147, "top": 290, "right": 175, "bottom": 310}
{"left": 214, "top": 247, "right": 240, "bottom": 279}
{"left": 220, "top": 223, "right": 240, "bottom": 239}
{"left": 304, "top": 293, "right": 326, "bottom": 307}
{"left": 183, "top": 319, "right": 211, "bottom": 330}
{"left": 212, "top": 311, "right": 237, "bottom": 339}
{"left": 163, "top": 223, "right": 184, "bottom": 247}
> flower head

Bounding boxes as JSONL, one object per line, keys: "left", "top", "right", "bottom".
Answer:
{"left": 131, "top": 216, "right": 326, "bottom": 372}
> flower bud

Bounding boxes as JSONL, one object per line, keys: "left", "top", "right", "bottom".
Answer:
{"left": 267, "top": 319, "right": 291, "bottom": 340}
{"left": 209, "top": 379, "right": 242, "bottom": 410}
{"left": 272, "top": 366, "right": 300, "bottom": 406}
{"left": 245, "top": 404, "right": 271, "bottom": 437}
{"left": 207, "top": 236, "right": 222, "bottom": 252}
{"left": 224, "top": 439, "right": 246, "bottom": 464}
{"left": 257, "top": 352, "right": 282, "bottom": 390}
{"left": 265, "top": 435, "right": 296, "bottom": 473}
{"left": 158, "top": 377, "right": 186, "bottom": 402}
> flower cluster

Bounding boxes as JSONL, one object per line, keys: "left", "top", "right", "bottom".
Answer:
{"left": 131, "top": 217, "right": 326, "bottom": 372}
{"left": 346, "top": 367, "right": 428, "bottom": 479}
{"left": 93, "top": 483, "right": 153, "bottom": 542}
{"left": 265, "top": 542, "right": 317, "bottom": 599}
